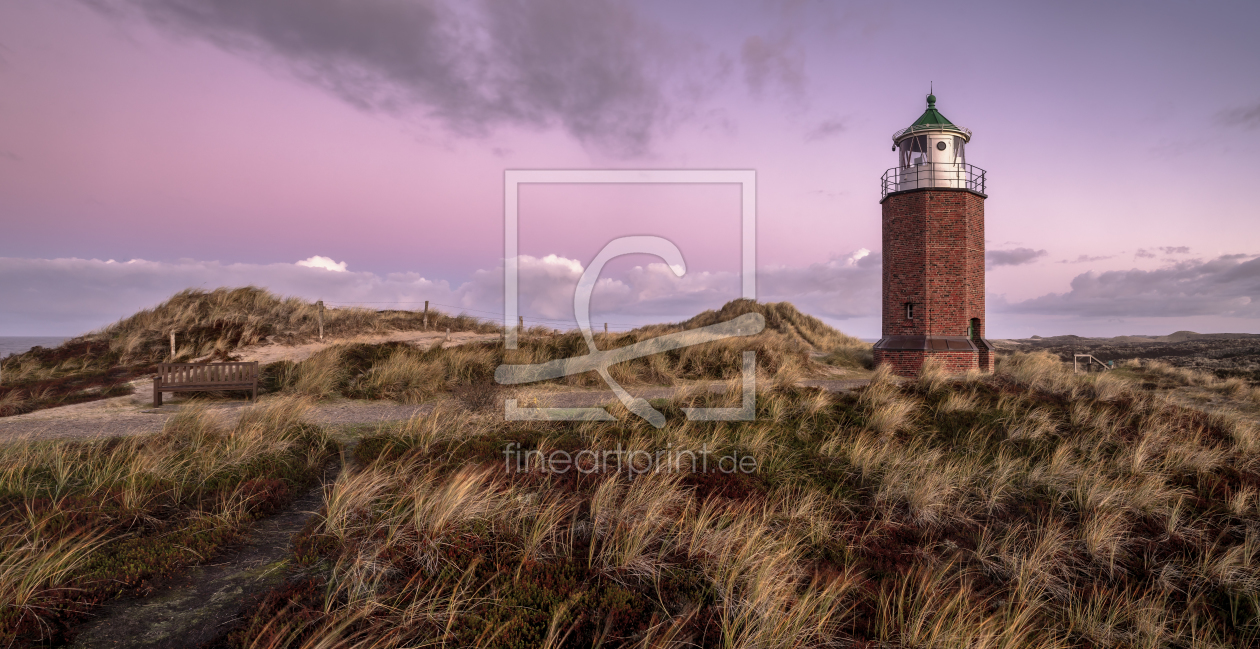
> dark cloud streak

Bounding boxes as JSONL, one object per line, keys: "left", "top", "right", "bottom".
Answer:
{"left": 1218, "top": 101, "right": 1260, "bottom": 129}
{"left": 740, "top": 33, "right": 805, "bottom": 99}
{"left": 86, "top": 0, "right": 691, "bottom": 156}
{"left": 987, "top": 248, "right": 1046, "bottom": 268}
{"left": 805, "top": 117, "right": 845, "bottom": 141}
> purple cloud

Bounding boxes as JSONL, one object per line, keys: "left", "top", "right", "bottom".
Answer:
{"left": 998, "top": 255, "right": 1260, "bottom": 317}
{"left": 85, "top": 0, "right": 700, "bottom": 156}
{"left": 1218, "top": 101, "right": 1260, "bottom": 129}
{"left": 987, "top": 248, "right": 1047, "bottom": 269}
{"left": 805, "top": 118, "right": 847, "bottom": 142}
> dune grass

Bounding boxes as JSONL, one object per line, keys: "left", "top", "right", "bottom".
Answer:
{"left": 1, "top": 292, "right": 869, "bottom": 418}
{"left": 210, "top": 351, "right": 1260, "bottom": 648}
{"left": 14, "top": 293, "right": 1259, "bottom": 646}
{"left": 1114, "top": 359, "right": 1260, "bottom": 405}
{"left": 0, "top": 287, "right": 500, "bottom": 416}
{"left": 259, "top": 299, "right": 873, "bottom": 405}
{"left": 88, "top": 286, "right": 496, "bottom": 366}
{"left": 0, "top": 397, "right": 337, "bottom": 646}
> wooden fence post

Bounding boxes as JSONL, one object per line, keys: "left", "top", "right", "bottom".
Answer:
{"left": 316, "top": 301, "right": 325, "bottom": 341}
{"left": 604, "top": 322, "right": 608, "bottom": 335}
{"left": 518, "top": 316, "right": 524, "bottom": 335}
{"left": 423, "top": 300, "right": 429, "bottom": 330}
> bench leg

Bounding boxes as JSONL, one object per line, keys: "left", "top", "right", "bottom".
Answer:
{"left": 153, "top": 379, "right": 162, "bottom": 407}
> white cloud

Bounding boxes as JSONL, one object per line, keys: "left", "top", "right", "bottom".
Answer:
{"left": 758, "top": 251, "right": 882, "bottom": 320}
{"left": 296, "top": 255, "right": 349, "bottom": 272}
{"left": 0, "top": 250, "right": 884, "bottom": 336}
{"left": 21, "top": 249, "right": 1255, "bottom": 339}
{"left": 0, "top": 256, "right": 455, "bottom": 335}
{"left": 537, "top": 254, "right": 583, "bottom": 276}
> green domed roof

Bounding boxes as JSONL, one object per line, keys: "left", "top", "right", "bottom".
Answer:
{"left": 893, "top": 94, "right": 971, "bottom": 143}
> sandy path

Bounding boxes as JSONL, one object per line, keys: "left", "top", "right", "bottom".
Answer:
{"left": 0, "top": 378, "right": 872, "bottom": 442}
{"left": 0, "top": 392, "right": 169, "bottom": 441}
{"left": 68, "top": 462, "right": 340, "bottom": 648}
{"left": 0, "top": 331, "right": 870, "bottom": 441}
{"left": 0, "top": 391, "right": 438, "bottom": 441}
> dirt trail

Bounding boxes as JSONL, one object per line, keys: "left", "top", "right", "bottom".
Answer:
{"left": 0, "top": 378, "right": 871, "bottom": 442}
{"left": 0, "top": 330, "right": 870, "bottom": 441}
{"left": 0, "top": 392, "right": 168, "bottom": 441}
{"left": 0, "top": 393, "right": 438, "bottom": 441}
{"left": 68, "top": 462, "right": 339, "bottom": 649}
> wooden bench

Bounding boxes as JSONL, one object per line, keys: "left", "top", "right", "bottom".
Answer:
{"left": 153, "top": 362, "right": 259, "bottom": 407}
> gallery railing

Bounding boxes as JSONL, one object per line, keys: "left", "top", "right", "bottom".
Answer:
{"left": 881, "top": 163, "right": 987, "bottom": 199}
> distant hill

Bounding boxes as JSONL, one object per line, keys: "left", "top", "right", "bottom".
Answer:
{"left": 1008, "top": 331, "right": 1260, "bottom": 345}
{"left": 1109, "top": 331, "right": 1260, "bottom": 343}
{"left": 993, "top": 330, "right": 1260, "bottom": 380}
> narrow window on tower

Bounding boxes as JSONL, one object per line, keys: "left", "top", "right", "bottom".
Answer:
{"left": 906, "top": 303, "right": 915, "bottom": 320}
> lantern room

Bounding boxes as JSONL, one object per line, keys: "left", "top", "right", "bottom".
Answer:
{"left": 883, "top": 94, "right": 985, "bottom": 196}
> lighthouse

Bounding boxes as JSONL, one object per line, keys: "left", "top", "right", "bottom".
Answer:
{"left": 872, "top": 93, "right": 993, "bottom": 376}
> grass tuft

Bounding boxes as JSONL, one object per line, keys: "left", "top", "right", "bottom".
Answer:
{"left": 0, "top": 397, "right": 336, "bottom": 645}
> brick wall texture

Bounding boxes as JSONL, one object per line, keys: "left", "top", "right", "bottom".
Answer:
{"left": 878, "top": 188, "right": 991, "bottom": 376}
{"left": 874, "top": 350, "right": 980, "bottom": 376}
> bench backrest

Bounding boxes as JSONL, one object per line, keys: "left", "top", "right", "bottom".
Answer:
{"left": 158, "top": 362, "right": 259, "bottom": 386}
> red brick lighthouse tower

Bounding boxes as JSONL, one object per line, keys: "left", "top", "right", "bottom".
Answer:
{"left": 873, "top": 93, "right": 993, "bottom": 376}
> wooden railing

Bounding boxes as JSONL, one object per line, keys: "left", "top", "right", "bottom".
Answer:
{"left": 1073, "top": 354, "right": 1111, "bottom": 374}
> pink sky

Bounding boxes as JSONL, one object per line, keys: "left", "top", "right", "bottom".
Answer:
{"left": 2, "top": 0, "right": 1259, "bottom": 338}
